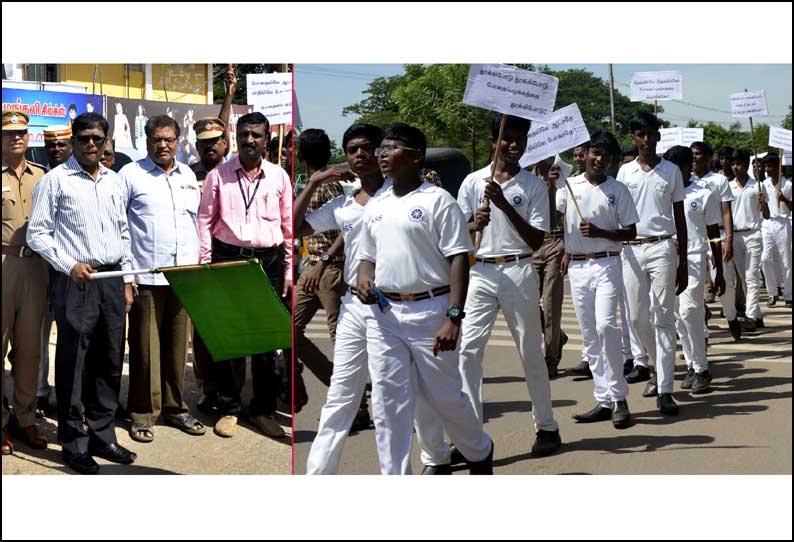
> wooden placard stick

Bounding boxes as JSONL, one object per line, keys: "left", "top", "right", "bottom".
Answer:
{"left": 475, "top": 114, "right": 507, "bottom": 250}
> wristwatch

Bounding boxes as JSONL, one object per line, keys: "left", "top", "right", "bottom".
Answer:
{"left": 319, "top": 252, "right": 331, "bottom": 264}
{"left": 446, "top": 305, "right": 465, "bottom": 322}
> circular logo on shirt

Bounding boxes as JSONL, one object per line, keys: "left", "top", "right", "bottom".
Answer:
{"left": 690, "top": 201, "right": 698, "bottom": 209}
{"left": 511, "top": 194, "right": 524, "bottom": 206}
{"left": 708, "top": 181, "right": 716, "bottom": 190}
{"left": 343, "top": 223, "right": 353, "bottom": 232}
{"left": 655, "top": 181, "right": 667, "bottom": 193}
{"left": 409, "top": 206, "right": 427, "bottom": 222}
{"left": 478, "top": 195, "right": 486, "bottom": 205}
{"left": 607, "top": 194, "right": 616, "bottom": 206}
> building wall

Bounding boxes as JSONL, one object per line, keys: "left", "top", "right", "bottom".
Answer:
{"left": 59, "top": 64, "right": 209, "bottom": 104}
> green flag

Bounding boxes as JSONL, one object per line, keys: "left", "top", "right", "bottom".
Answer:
{"left": 163, "top": 259, "right": 291, "bottom": 362}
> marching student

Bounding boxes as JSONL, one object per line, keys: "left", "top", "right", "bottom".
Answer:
{"left": 559, "top": 130, "right": 638, "bottom": 429}
{"left": 617, "top": 112, "right": 688, "bottom": 416}
{"left": 664, "top": 146, "right": 725, "bottom": 394}
{"left": 293, "top": 123, "right": 388, "bottom": 474}
{"left": 356, "top": 123, "right": 494, "bottom": 475}
{"left": 718, "top": 148, "right": 770, "bottom": 333}
{"left": 760, "top": 153, "right": 792, "bottom": 307}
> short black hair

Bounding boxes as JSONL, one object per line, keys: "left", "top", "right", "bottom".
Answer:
{"left": 690, "top": 141, "right": 713, "bottom": 156}
{"left": 663, "top": 145, "right": 693, "bottom": 171}
{"left": 622, "top": 144, "right": 639, "bottom": 159}
{"left": 589, "top": 130, "right": 620, "bottom": 157}
{"left": 297, "top": 128, "right": 331, "bottom": 169}
{"left": 144, "top": 115, "right": 180, "bottom": 138}
{"left": 238, "top": 112, "right": 270, "bottom": 134}
{"left": 491, "top": 114, "right": 530, "bottom": 139}
{"left": 574, "top": 142, "right": 590, "bottom": 152}
{"left": 718, "top": 146, "right": 735, "bottom": 159}
{"left": 763, "top": 153, "right": 780, "bottom": 166}
{"left": 342, "top": 123, "right": 384, "bottom": 150}
{"left": 629, "top": 111, "right": 661, "bottom": 133}
{"left": 731, "top": 148, "right": 751, "bottom": 164}
{"left": 71, "top": 112, "right": 108, "bottom": 138}
{"left": 383, "top": 123, "right": 427, "bottom": 157}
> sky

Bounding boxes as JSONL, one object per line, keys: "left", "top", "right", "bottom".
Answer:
{"left": 295, "top": 63, "right": 792, "bottom": 147}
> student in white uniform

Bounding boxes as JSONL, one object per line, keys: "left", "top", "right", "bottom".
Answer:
{"left": 293, "top": 124, "right": 388, "bottom": 474}
{"left": 664, "top": 146, "right": 725, "bottom": 394}
{"left": 760, "top": 153, "right": 792, "bottom": 307}
{"left": 357, "top": 123, "right": 493, "bottom": 475}
{"left": 617, "top": 112, "right": 688, "bottom": 416}
{"left": 424, "top": 114, "right": 560, "bottom": 467}
{"left": 719, "top": 148, "right": 770, "bottom": 332}
{"left": 559, "top": 131, "right": 638, "bottom": 428}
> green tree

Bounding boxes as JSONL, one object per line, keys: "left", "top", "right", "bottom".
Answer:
{"left": 783, "top": 105, "right": 792, "bottom": 130}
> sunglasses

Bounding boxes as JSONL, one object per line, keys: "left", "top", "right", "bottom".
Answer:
{"left": 75, "top": 134, "right": 106, "bottom": 144}
{"left": 374, "top": 144, "right": 420, "bottom": 157}
{"left": 147, "top": 136, "right": 178, "bottom": 145}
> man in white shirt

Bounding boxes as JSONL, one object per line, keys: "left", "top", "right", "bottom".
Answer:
{"left": 719, "top": 148, "right": 770, "bottom": 332}
{"left": 559, "top": 131, "right": 638, "bottom": 428}
{"left": 664, "top": 146, "right": 725, "bottom": 394}
{"left": 760, "top": 153, "right": 792, "bottom": 307}
{"left": 418, "top": 115, "right": 561, "bottom": 472}
{"left": 617, "top": 112, "right": 688, "bottom": 416}
{"left": 357, "top": 123, "right": 493, "bottom": 475}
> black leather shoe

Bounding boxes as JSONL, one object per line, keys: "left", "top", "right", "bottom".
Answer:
{"left": 681, "top": 368, "right": 695, "bottom": 390}
{"left": 568, "top": 360, "right": 592, "bottom": 378}
{"left": 767, "top": 296, "right": 777, "bottom": 307}
{"left": 545, "top": 358, "right": 559, "bottom": 379}
{"left": 88, "top": 442, "right": 137, "bottom": 464}
{"left": 626, "top": 364, "right": 651, "bottom": 383}
{"left": 657, "top": 393, "right": 679, "bottom": 416}
{"left": 469, "top": 441, "right": 494, "bottom": 475}
{"left": 449, "top": 444, "right": 466, "bottom": 466}
{"left": 573, "top": 404, "right": 612, "bottom": 423}
{"left": 421, "top": 464, "right": 451, "bottom": 475}
{"left": 754, "top": 318, "right": 765, "bottom": 329}
{"left": 612, "top": 400, "right": 630, "bottom": 429}
{"left": 642, "top": 379, "right": 659, "bottom": 397}
{"left": 64, "top": 452, "right": 99, "bottom": 475}
{"left": 740, "top": 317, "right": 756, "bottom": 332}
{"left": 531, "top": 429, "right": 561, "bottom": 457}
{"left": 727, "top": 318, "right": 743, "bottom": 341}
{"left": 623, "top": 359, "right": 634, "bottom": 375}
{"left": 691, "top": 370, "right": 712, "bottom": 394}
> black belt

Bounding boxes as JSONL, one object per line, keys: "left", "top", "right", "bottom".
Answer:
{"left": 475, "top": 253, "right": 533, "bottom": 264}
{"left": 93, "top": 263, "right": 121, "bottom": 272}
{"left": 380, "top": 285, "right": 451, "bottom": 302}
{"left": 212, "top": 237, "right": 284, "bottom": 259}
{"left": 626, "top": 234, "right": 674, "bottom": 246}
{"left": 570, "top": 250, "right": 622, "bottom": 261}
{"left": 733, "top": 228, "right": 753, "bottom": 233}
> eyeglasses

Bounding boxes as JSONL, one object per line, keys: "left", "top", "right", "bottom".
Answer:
{"left": 46, "top": 141, "right": 69, "bottom": 148}
{"left": 374, "top": 144, "right": 420, "bottom": 157}
{"left": 2, "top": 130, "right": 27, "bottom": 138}
{"left": 75, "top": 134, "right": 106, "bottom": 145}
{"left": 147, "top": 136, "right": 178, "bottom": 145}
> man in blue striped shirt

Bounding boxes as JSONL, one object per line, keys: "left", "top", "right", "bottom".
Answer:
{"left": 120, "top": 115, "right": 205, "bottom": 443}
{"left": 27, "top": 112, "right": 137, "bottom": 474}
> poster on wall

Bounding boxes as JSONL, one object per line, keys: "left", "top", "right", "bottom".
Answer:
{"left": 1, "top": 87, "right": 104, "bottom": 147}
{"left": 105, "top": 97, "right": 253, "bottom": 163}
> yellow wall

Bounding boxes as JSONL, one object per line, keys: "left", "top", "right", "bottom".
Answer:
{"left": 59, "top": 64, "right": 209, "bottom": 104}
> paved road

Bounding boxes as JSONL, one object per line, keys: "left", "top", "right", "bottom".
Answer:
{"left": 2, "top": 335, "right": 292, "bottom": 475}
{"left": 294, "top": 283, "right": 792, "bottom": 475}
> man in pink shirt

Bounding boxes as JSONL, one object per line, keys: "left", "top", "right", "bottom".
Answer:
{"left": 197, "top": 112, "right": 293, "bottom": 440}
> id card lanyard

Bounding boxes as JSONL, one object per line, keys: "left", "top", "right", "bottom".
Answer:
{"left": 237, "top": 170, "right": 262, "bottom": 222}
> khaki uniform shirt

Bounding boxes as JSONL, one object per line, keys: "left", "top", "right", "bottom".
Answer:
{"left": 2, "top": 158, "right": 47, "bottom": 250}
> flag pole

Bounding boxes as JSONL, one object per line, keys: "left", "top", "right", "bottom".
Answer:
{"left": 90, "top": 260, "right": 253, "bottom": 280}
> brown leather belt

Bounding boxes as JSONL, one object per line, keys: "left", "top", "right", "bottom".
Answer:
{"left": 570, "top": 250, "right": 622, "bottom": 261}
{"left": 380, "top": 285, "right": 451, "bottom": 302}
{"left": 475, "top": 252, "right": 533, "bottom": 264}
{"left": 626, "top": 234, "right": 674, "bottom": 246}
{"left": 1, "top": 245, "right": 36, "bottom": 257}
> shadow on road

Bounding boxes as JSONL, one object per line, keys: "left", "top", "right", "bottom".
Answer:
{"left": 484, "top": 399, "right": 577, "bottom": 422}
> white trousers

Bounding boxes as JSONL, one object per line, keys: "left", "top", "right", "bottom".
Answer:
{"left": 675, "top": 252, "right": 708, "bottom": 373}
{"left": 366, "top": 293, "right": 491, "bottom": 475}
{"left": 569, "top": 256, "right": 629, "bottom": 407}
{"left": 415, "top": 261, "right": 557, "bottom": 466}
{"left": 620, "top": 279, "right": 649, "bottom": 366}
{"left": 622, "top": 238, "right": 678, "bottom": 394}
{"left": 306, "top": 293, "right": 373, "bottom": 475}
{"left": 720, "top": 231, "right": 763, "bottom": 320}
{"left": 762, "top": 219, "right": 792, "bottom": 301}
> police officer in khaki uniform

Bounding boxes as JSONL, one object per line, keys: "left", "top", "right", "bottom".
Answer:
{"left": 2, "top": 110, "right": 49, "bottom": 455}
